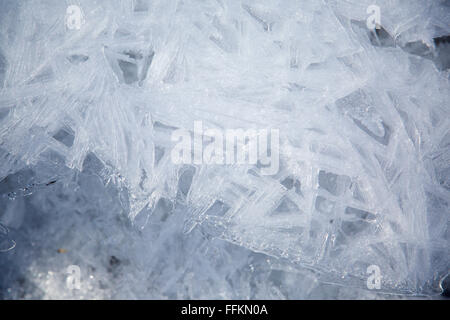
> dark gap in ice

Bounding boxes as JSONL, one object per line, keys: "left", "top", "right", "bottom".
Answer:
{"left": 401, "top": 41, "right": 433, "bottom": 59}
{"left": 273, "top": 197, "right": 299, "bottom": 215}
{"left": 369, "top": 26, "right": 396, "bottom": 48}
{"left": 280, "top": 176, "right": 294, "bottom": 190}
{"left": 154, "top": 146, "right": 165, "bottom": 166}
{"left": 344, "top": 207, "right": 376, "bottom": 221}
{"left": 139, "top": 51, "right": 155, "bottom": 83}
{"left": 107, "top": 255, "right": 129, "bottom": 276}
{"left": 341, "top": 220, "right": 370, "bottom": 237}
{"left": 82, "top": 152, "right": 105, "bottom": 176}
{"left": 434, "top": 35, "right": 450, "bottom": 46}
{"left": 318, "top": 170, "right": 351, "bottom": 196}
{"left": 438, "top": 166, "right": 450, "bottom": 191}
{"left": 336, "top": 89, "right": 390, "bottom": 145}
{"left": 433, "top": 35, "right": 450, "bottom": 70}
{"left": 118, "top": 60, "right": 139, "bottom": 84}
{"left": 151, "top": 198, "right": 174, "bottom": 222}
{"left": 52, "top": 127, "right": 75, "bottom": 148}
{"left": 350, "top": 182, "right": 365, "bottom": 203}
{"left": 294, "top": 180, "right": 302, "bottom": 196}
{"left": 178, "top": 166, "right": 196, "bottom": 197}
{"left": 67, "top": 54, "right": 89, "bottom": 65}
{"left": 318, "top": 171, "right": 339, "bottom": 196}
{"left": 352, "top": 118, "right": 391, "bottom": 146}
{"left": 205, "top": 200, "right": 230, "bottom": 217}
{"left": 109, "top": 255, "right": 121, "bottom": 267}
{"left": 104, "top": 47, "right": 154, "bottom": 85}
{"left": 153, "top": 121, "right": 178, "bottom": 131}
{"left": 0, "top": 108, "right": 10, "bottom": 122}
{"left": 0, "top": 50, "right": 6, "bottom": 88}
{"left": 133, "top": 0, "right": 149, "bottom": 12}
{"left": 315, "top": 196, "right": 335, "bottom": 214}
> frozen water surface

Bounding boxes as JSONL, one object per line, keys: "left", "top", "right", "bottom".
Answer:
{"left": 0, "top": 0, "right": 449, "bottom": 299}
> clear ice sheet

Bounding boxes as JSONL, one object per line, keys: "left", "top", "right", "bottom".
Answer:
{"left": 0, "top": 0, "right": 449, "bottom": 299}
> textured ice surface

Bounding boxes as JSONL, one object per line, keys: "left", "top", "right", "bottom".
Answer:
{"left": 0, "top": 0, "right": 449, "bottom": 299}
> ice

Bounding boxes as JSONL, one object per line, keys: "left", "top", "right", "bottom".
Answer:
{"left": 0, "top": 0, "right": 449, "bottom": 299}
{"left": 0, "top": 223, "right": 15, "bottom": 252}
